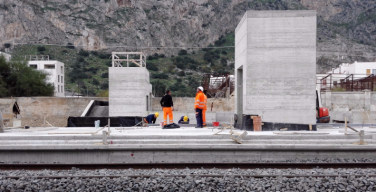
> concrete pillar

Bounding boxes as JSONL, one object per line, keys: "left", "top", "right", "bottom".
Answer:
{"left": 325, "top": 91, "right": 331, "bottom": 110}
{"left": 364, "top": 90, "right": 371, "bottom": 111}
{"left": 109, "top": 67, "right": 152, "bottom": 116}
{"left": 235, "top": 10, "right": 317, "bottom": 125}
{"left": 0, "top": 110, "right": 3, "bottom": 133}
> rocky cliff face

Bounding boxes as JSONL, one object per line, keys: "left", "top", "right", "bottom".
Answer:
{"left": 1, "top": 0, "right": 376, "bottom": 72}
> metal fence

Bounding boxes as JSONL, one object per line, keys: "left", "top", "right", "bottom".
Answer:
{"left": 318, "top": 74, "right": 376, "bottom": 92}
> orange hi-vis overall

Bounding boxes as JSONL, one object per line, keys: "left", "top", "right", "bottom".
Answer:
{"left": 203, "top": 94, "right": 207, "bottom": 125}
{"left": 194, "top": 91, "right": 205, "bottom": 110}
{"left": 163, "top": 107, "right": 173, "bottom": 125}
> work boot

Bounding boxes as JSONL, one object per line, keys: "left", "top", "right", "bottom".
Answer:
{"left": 203, "top": 124, "right": 207, "bottom": 127}
{"left": 195, "top": 126, "right": 203, "bottom": 128}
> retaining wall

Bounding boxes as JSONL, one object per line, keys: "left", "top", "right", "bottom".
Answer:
{"left": 0, "top": 97, "right": 108, "bottom": 127}
{"left": 320, "top": 91, "right": 376, "bottom": 123}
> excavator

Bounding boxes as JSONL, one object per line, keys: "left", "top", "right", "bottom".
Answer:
{"left": 316, "top": 88, "right": 330, "bottom": 123}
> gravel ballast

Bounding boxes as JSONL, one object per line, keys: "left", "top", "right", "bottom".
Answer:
{"left": 1, "top": 167, "right": 376, "bottom": 191}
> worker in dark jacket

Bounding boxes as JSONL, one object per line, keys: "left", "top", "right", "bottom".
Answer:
{"left": 144, "top": 112, "right": 159, "bottom": 124}
{"left": 160, "top": 90, "right": 174, "bottom": 125}
{"left": 178, "top": 116, "right": 189, "bottom": 124}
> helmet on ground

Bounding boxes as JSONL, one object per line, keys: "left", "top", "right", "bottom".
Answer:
{"left": 198, "top": 86, "right": 203, "bottom": 91}
{"left": 183, "top": 116, "right": 188, "bottom": 121}
{"left": 155, "top": 112, "right": 159, "bottom": 118}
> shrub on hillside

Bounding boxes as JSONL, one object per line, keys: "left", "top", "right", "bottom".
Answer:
{"left": 66, "top": 43, "right": 75, "bottom": 49}
{"left": 101, "top": 72, "right": 109, "bottom": 78}
{"left": 37, "top": 46, "right": 46, "bottom": 52}
{"left": 178, "top": 49, "right": 188, "bottom": 56}
{"left": 152, "top": 73, "right": 168, "bottom": 79}
{"left": 78, "top": 50, "right": 89, "bottom": 57}
{"left": 146, "top": 62, "right": 159, "bottom": 71}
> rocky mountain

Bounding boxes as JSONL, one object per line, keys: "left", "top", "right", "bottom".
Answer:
{"left": 1, "top": 0, "right": 376, "bottom": 73}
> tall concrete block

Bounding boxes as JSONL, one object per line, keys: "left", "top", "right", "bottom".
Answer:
{"left": 109, "top": 67, "right": 152, "bottom": 116}
{"left": 235, "top": 10, "right": 317, "bottom": 125}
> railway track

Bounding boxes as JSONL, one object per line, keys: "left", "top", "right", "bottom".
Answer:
{"left": 1, "top": 162, "right": 376, "bottom": 170}
{"left": 2, "top": 174, "right": 376, "bottom": 179}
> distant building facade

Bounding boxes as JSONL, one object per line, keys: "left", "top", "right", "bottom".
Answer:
{"left": 328, "top": 62, "right": 376, "bottom": 75}
{"left": 0, "top": 51, "right": 11, "bottom": 61}
{"left": 28, "top": 59, "right": 65, "bottom": 97}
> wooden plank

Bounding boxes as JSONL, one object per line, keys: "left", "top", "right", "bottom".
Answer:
{"left": 2, "top": 114, "right": 14, "bottom": 119}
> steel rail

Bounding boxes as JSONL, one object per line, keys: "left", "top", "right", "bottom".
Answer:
{"left": 1, "top": 163, "right": 376, "bottom": 170}
{"left": 2, "top": 174, "right": 376, "bottom": 179}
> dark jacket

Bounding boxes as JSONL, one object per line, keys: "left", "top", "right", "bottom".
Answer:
{"left": 178, "top": 116, "right": 189, "bottom": 124}
{"left": 144, "top": 114, "right": 156, "bottom": 124}
{"left": 160, "top": 95, "right": 173, "bottom": 107}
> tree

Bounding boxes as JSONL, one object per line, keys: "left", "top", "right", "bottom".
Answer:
{"left": 0, "top": 55, "right": 54, "bottom": 97}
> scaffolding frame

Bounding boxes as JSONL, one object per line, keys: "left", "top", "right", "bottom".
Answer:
{"left": 111, "top": 52, "right": 146, "bottom": 67}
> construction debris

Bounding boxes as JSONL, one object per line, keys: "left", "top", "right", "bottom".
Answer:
{"left": 231, "top": 131, "right": 248, "bottom": 144}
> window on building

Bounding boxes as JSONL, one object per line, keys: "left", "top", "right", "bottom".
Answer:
{"left": 58, "top": 85, "right": 60, "bottom": 92}
{"left": 61, "top": 86, "right": 64, "bottom": 93}
{"left": 366, "top": 69, "right": 371, "bottom": 75}
{"left": 373, "top": 69, "right": 376, "bottom": 75}
{"left": 61, "top": 76, "right": 63, "bottom": 83}
{"left": 58, "top": 75, "right": 60, "bottom": 82}
{"left": 29, "top": 65, "right": 37, "bottom": 69}
{"left": 44, "top": 64, "right": 55, "bottom": 69}
{"left": 61, "top": 66, "right": 64, "bottom": 74}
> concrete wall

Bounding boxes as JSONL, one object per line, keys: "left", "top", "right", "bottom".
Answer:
{"left": 109, "top": 67, "right": 152, "bottom": 117}
{"left": 320, "top": 91, "right": 376, "bottom": 123}
{"left": 235, "top": 10, "right": 317, "bottom": 125}
{"left": 0, "top": 97, "right": 108, "bottom": 127}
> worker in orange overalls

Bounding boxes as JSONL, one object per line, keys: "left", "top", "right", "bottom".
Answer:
{"left": 194, "top": 86, "right": 205, "bottom": 128}
{"left": 203, "top": 90, "right": 208, "bottom": 127}
{"left": 160, "top": 90, "right": 174, "bottom": 126}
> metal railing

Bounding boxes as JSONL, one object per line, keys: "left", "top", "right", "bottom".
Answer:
{"left": 317, "top": 73, "right": 376, "bottom": 92}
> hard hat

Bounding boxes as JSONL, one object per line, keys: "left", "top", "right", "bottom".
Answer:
{"left": 198, "top": 86, "right": 203, "bottom": 91}
{"left": 183, "top": 116, "right": 188, "bottom": 121}
{"left": 155, "top": 112, "right": 159, "bottom": 118}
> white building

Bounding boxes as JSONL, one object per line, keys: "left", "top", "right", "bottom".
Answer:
{"left": 328, "top": 62, "right": 376, "bottom": 75}
{"left": 0, "top": 51, "right": 11, "bottom": 61}
{"left": 28, "top": 60, "right": 65, "bottom": 97}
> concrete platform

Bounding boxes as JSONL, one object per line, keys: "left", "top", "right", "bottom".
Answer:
{"left": 0, "top": 126, "right": 375, "bottom": 164}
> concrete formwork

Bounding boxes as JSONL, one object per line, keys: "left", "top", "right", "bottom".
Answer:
{"left": 235, "top": 10, "right": 317, "bottom": 125}
{"left": 109, "top": 67, "right": 152, "bottom": 117}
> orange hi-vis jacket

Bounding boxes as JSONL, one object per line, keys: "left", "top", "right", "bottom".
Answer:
{"left": 194, "top": 91, "right": 205, "bottom": 109}
{"left": 203, "top": 94, "right": 207, "bottom": 110}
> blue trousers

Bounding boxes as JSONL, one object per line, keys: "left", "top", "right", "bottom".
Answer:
{"left": 195, "top": 108, "right": 203, "bottom": 127}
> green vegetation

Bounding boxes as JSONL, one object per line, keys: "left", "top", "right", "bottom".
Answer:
{"left": 10, "top": 33, "right": 235, "bottom": 97}
{"left": 0, "top": 56, "right": 54, "bottom": 97}
{"left": 332, "top": 87, "right": 346, "bottom": 92}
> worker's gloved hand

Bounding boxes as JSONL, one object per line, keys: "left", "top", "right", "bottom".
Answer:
{"left": 171, "top": 107, "right": 174, "bottom": 111}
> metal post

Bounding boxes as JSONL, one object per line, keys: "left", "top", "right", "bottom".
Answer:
{"left": 108, "top": 118, "right": 111, "bottom": 135}
{"left": 112, "top": 53, "right": 114, "bottom": 67}
{"left": 0, "top": 110, "right": 4, "bottom": 133}
{"left": 102, "top": 131, "right": 108, "bottom": 145}
{"left": 359, "top": 130, "right": 365, "bottom": 145}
